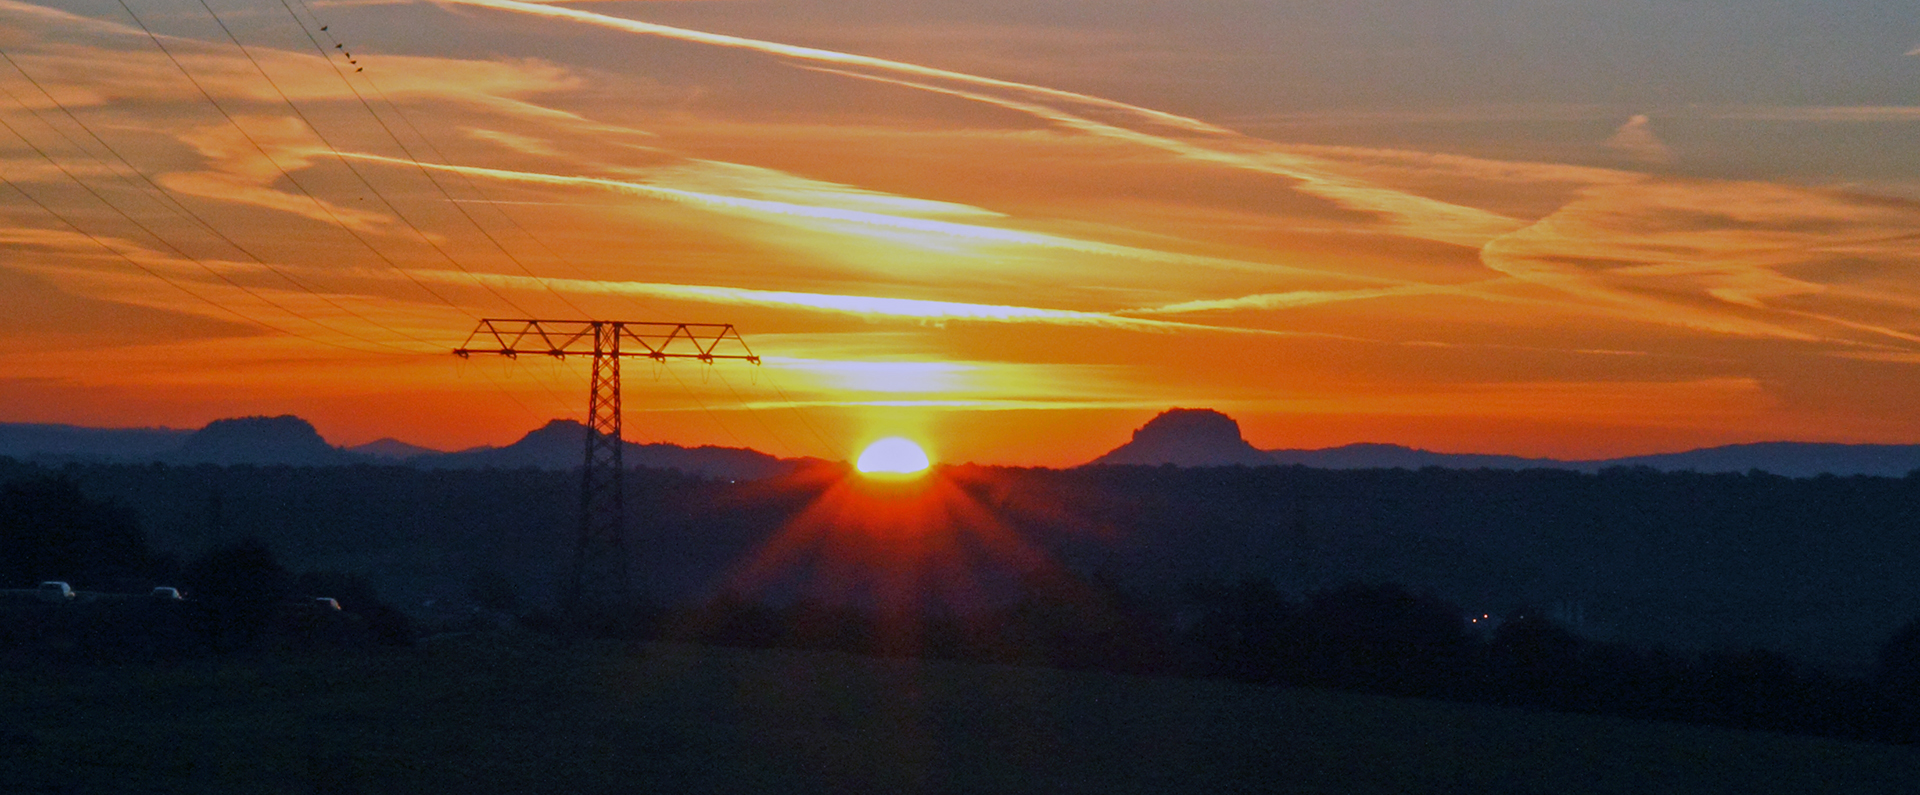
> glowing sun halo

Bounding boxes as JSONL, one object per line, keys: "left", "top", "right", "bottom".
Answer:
{"left": 856, "top": 437, "right": 931, "bottom": 476}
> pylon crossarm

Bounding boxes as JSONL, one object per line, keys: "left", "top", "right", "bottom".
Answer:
{"left": 453, "top": 319, "right": 759, "bottom": 364}
{"left": 617, "top": 322, "right": 758, "bottom": 363}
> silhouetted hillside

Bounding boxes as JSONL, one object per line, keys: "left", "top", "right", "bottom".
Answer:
{"left": 19, "top": 460, "right": 1920, "bottom": 745}
{"left": 349, "top": 438, "right": 441, "bottom": 461}
{"left": 1603, "top": 443, "right": 1920, "bottom": 478}
{"left": 0, "top": 414, "right": 792, "bottom": 478}
{"left": 0, "top": 423, "right": 189, "bottom": 462}
{"left": 1090, "top": 408, "right": 1271, "bottom": 467}
{"left": 416, "top": 419, "right": 795, "bottom": 480}
{"left": 1266, "top": 443, "right": 1559, "bottom": 470}
{"left": 1261, "top": 440, "right": 1920, "bottom": 476}
{"left": 170, "top": 416, "right": 360, "bottom": 467}
{"left": 8, "top": 411, "right": 1920, "bottom": 478}
{"left": 1088, "top": 408, "right": 1920, "bottom": 476}
{"left": 17, "top": 455, "right": 1920, "bottom": 670}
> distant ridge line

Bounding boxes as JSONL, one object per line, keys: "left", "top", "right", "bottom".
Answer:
{"left": 1257, "top": 440, "right": 1920, "bottom": 478}
{"left": 0, "top": 417, "right": 802, "bottom": 480}
{"left": 4, "top": 411, "right": 1920, "bottom": 478}
{"left": 1091, "top": 408, "right": 1920, "bottom": 478}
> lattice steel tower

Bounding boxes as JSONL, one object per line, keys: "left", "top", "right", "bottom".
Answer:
{"left": 455, "top": 319, "right": 759, "bottom": 611}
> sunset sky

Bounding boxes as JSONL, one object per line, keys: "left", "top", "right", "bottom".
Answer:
{"left": 1, "top": 0, "right": 1917, "bottom": 465}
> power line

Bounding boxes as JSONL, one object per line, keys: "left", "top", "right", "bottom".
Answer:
{"left": 712, "top": 366, "right": 801, "bottom": 458}
{"left": 760, "top": 367, "right": 847, "bottom": 458}
{"left": 660, "top": 360, "right": 754, "bottom": 451}
{"left": 266, "top": 0, "right": 594, "bottom": 320}
{"left": 0, "top": 50, "right": 443, "bottom": 352}
{"left": 0, "top": 112, "right": 408, "bottom": 353}
{"left": 178, "top": 0, "right": 539, "bottom": 318}
{"left": 286, "top": 0, "right": 628, "bottom": 304}
{"left": 107, "top": 0, "right": 481, "bottom": 320}
{"left": 0, "top": 172, "right": 390, "bottom": 354}
{"left": 457, "top": 353, "right": 556, "bottom": 426}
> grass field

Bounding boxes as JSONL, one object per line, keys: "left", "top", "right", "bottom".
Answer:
{"left": 2, "top": 634, "right": 1916, "bottom": 794}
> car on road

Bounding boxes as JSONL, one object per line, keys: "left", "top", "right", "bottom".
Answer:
{"left": 35, "top": 582, "right": 73, "bottom": 603}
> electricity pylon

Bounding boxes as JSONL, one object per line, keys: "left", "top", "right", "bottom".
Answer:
{"left": 455, "top": 319, "right": 759, "bottom": 612}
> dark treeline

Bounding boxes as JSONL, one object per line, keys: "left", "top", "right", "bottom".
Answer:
{"left": 658, "top": 578, "right": 1920, "bottom": 745}
{"left": 7, "top": 457, "right": 1920, "bottom": 668}
{"left": 0, "top": 476, "right": 412, "bottom": 661}
{"left": 1173, "top": 578, "right": 1920, "bottom": 744}
{"left": 943, "top": 464, "right": 1920, "bottom": 670}
{"left": 10, "top": 464, "right": 1920, "bottom": 744}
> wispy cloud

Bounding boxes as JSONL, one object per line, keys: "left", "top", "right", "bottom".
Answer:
{"left": 761, "top": 357, "right": 980, "bottom": 394}
{"left": 431, "top": 270, "right": 1258, "bottom": 333}
{"left": 156, "top": 117, "right": 396, "bottom": 232}
{"left": 0, "top": 38, "right": 580, "bottom": 111}
{"left": 463, "top": 127, "right": 562, "bottom": 157}
{"left": 717, "top": 397, "right": 1179, "bottom": 412}
{"left": 1130, "top": 285, "right": 1461, "bottom": 314}
{"left": 807, "top": 66, "right": 1529, "bottom": 248}
{"left": 1480, "top": 177, "right": 1920, "bottom": 348}
{"left": 1604, "top": 115, "right": 1675, "bottom": 166}
{"left": 335, "top": 150, "right": 1386, "bottom": 281}
{"left": 434, "top": 0, "right": 1573, "bottom": 249}
{"left": 1692, "top": 105, "right": 1920, "bottom": 122}
{"left": 0, "top": 0, "right": 146, "bottom": 39}
{"left": 1241, "top": 378, "right": 1779, "bottom": 423}
{"left": 635, "top": 160, "right": 1003, "bottom": 220}
{"left": 754, "top": 356, "right": 1140, "bottom": 404}
{"left": 1, "top": 230, "right": 455, "bottom": 350}
{"left": 436, "top": 0, "right": 1229, "bottom": 135}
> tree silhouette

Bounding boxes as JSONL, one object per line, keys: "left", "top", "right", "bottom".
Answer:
{"left": 1488, "top": 610, "right": 1583, "bottom": 707}
{"left": 0, "top": 475, "right": 150, "bottom": 588}
{"left": 1180, "top": 577, "right": 1298, "bottom": 683}
{"left": 1297, "top": 583, "right": 1471, "bottom": 697}
{"left": 1874, "top": 616, "right": 1920, "bottom": 741}
{"left": 182, "top": 538, "right": 291, "bottom": 649}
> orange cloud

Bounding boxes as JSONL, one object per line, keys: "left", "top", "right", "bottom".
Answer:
{"left": 157, "top": 117, "right": 397, "bottom": 232}
{"left": 1480, "top": 177, "right": 1920, "bottom": 349}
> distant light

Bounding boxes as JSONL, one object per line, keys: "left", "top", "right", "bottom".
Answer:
{"left": 856, "top": 437, "right": 931, "bottom": 476}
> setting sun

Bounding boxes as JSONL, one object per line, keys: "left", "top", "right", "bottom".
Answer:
{"left": 856, "top": 437, "right": 932, "bottom": 476}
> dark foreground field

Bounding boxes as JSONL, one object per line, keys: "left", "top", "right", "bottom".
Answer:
{"left": 3, "top": 635, "right": 1916, "bottom": 794}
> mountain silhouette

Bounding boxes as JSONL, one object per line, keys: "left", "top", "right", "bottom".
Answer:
{"left": 1600, "top": 442, "right": 1920, "bottom": 478}
{"left": 349, "top": 438, "right": 442, "bottom": 461}
{"left": 1266, "top": 443, "right": 1562, "bottom": 471}
{"left": 3, "top": 411, "right": 1917, "bottom": 478}
{"left": 1090, "top": 408, "right": 1272, "bottom": 467}
{"left": 170, "top": 415, "right": 361, "bottom": 466}
{"left": 1264, "top": 441, "right": 1920, "bottom": 476}
{"left": 0, "top": 422, "right": 190, "bottom": 462}
{"left": 415, "top": 419, "right": 795, "bottom": 480}
{"left": 1090, "top": 408, "right": 1920, "bottom": 476}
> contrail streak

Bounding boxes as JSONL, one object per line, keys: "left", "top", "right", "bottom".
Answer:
{"left": 417, "top": 268, "right": 1300, "bottom": 334}
{"left": 335, "top": 150, "right": 1394, "bottom": 280}
{"left": 1133, "top": 285, "right": 1463, "bottom": 314}
{"left": 810, "top": 66, "right": 1526, "bottom": 248}
{"left": 437, "top": 0, "right": 1527, "bottom": 248}
{"left": 435, "top": 0, "right": 1230, "bottom": 135}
